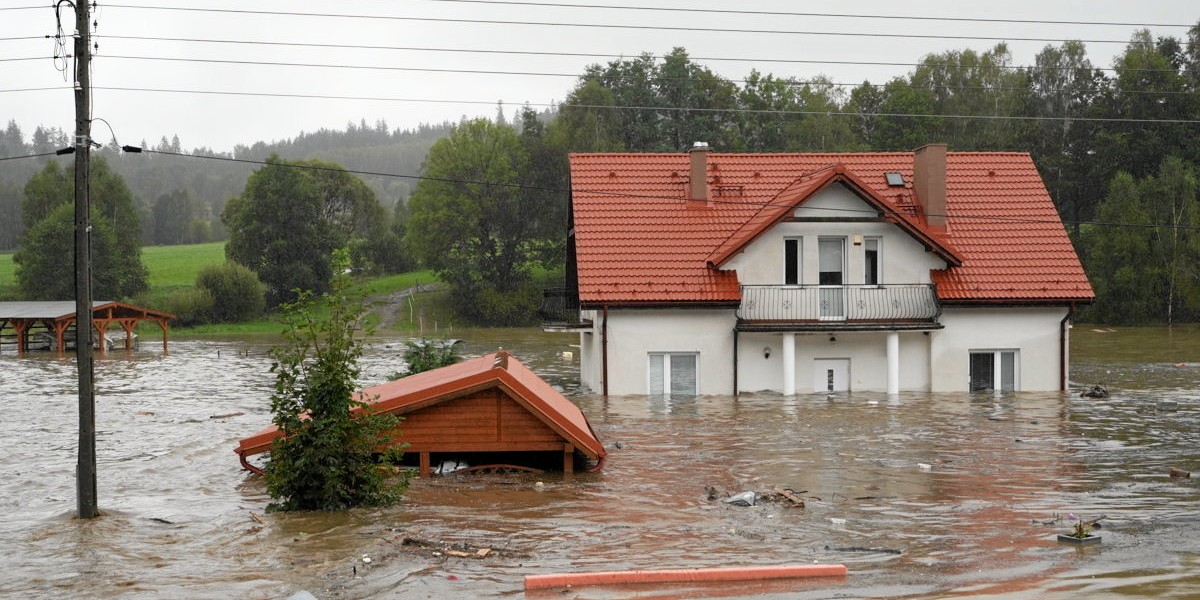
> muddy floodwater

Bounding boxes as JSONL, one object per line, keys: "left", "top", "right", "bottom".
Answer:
{"left": 1, "top": 326, "right": 1198, "bottom": 599}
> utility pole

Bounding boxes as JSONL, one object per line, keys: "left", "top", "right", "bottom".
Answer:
{"left": 73, "top": 0, "right": 98, "bottom": 519}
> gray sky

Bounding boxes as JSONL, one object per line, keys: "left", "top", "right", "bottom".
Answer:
{"left": 2, "top": 0, "right": 1196, "bottom": 153}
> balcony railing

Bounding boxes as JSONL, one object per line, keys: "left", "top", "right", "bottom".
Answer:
{"left": 538, "top": 287, "right": 590, "bottom": 329}
{"left": 738, "top": 284, "right": 940, "bottom": 328}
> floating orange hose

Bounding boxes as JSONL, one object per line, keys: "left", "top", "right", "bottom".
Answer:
{"left": 524, "top": 564, "right": 847, "bottom": 590}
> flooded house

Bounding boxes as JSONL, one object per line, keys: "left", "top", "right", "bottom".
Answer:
{"left": 542, "top": 144, "right": 1094, "bottom": 395}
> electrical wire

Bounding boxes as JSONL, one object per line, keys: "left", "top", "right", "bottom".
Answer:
{"left": 135, "top": 148, "right": 1200, "bottom": 231}
{"left": 85, "top": 34, "right": 1183, "bottom": 75}
{"left": 0, "top": 150, "right": 62, "bottom": 161}
{"left": 70, "top": 87, "right": 1200, "bottom": 125}
{"left": 98, "top": 5, "right": 1143, "bottom": 45}
{"left": 87, "top": 54, "right": 1192, "bottom": 97}
{"left": 414, "top": 0, "right": 1198, "bottom": 28}
{"left": 4, "top": 82, "right": 1195, "bottom": 123}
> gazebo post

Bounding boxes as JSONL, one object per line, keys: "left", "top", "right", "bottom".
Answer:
{"left": 158, "top": 319, "right": 169, "bottom": 354}
{"left": 13, "top": 321, "right": 28, "bottom": 356}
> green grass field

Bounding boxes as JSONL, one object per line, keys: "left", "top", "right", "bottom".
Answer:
{"left": 142, "top": 241, "right": 227, "bottom": 287}
{"left": 0, "top": 252, "right": 13, "bottom": 296}
{"left": 0, "top": 241, "right": 227, "bottom": 297}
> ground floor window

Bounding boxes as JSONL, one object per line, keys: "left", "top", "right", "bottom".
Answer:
{"left": 649, "top": 352, "right": 698, "bottom": 396}
{"left": 969, "top": 350, "right": 1017, "bottom": 392}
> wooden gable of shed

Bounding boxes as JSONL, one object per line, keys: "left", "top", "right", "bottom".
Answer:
{"left": 399, "top": 387, "right": 567, "bottom": 453}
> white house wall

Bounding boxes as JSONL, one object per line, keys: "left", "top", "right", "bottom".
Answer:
{"left": 580, "top": 309, "right": 737, "bottom": 396}
{"left": 578, "top": 307, "right": 1067, "bottom": 394}
{"left": 724, "top": 183, "right": 946, "bottom": 285}
{"left": 930, "top": 306, "right": 1068, "bottom": 392}
{"left": 738, "top": 331, "right": 932, "bottom": 393}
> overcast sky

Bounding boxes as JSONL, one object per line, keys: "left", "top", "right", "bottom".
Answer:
{"left": 2, "top": 0, "right": 1196, "bottom": 153}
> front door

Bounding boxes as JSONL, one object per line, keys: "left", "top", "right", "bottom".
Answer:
{"left": 813, "top": 358, "right": 850, "bottom": 392}
{"left": 818, "top": 237, "right": 845, "bottom": 319}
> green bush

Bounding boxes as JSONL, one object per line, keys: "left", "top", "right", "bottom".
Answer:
{"left": 162, "top": 287, "right": 215, "bottom": 327}
{"left": 389, "top": 339, "right": 462, "bottom": 380}
{"left": 196, "top": 262, "right": 266, "bottom": 323}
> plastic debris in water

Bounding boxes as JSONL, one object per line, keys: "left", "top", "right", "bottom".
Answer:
{"left": 724, "top": 491, "right": 757, "bottom": 506}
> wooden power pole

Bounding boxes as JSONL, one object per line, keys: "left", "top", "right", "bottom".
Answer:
{"left": 73, "top": 0, "right": 98, "bottom": 519}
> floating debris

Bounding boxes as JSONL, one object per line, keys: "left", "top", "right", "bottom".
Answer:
{"left": 1081, "top": 385, "right": 1109, "bottom": 398}
{"left": 725, "top": 491, "right": 757, "bottom": 506}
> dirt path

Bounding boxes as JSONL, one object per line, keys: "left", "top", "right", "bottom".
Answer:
{"left": 372, "top": 282, "right": 439, "bottom": 330}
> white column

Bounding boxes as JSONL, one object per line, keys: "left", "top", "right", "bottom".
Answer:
{"left": 886, "top": 331, "right": 900, "bottom": 395}
{"left": 782, "top": 332, "right": 796, "bottom": 395}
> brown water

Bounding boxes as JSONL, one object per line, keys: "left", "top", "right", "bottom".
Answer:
{"left": 1, "top": 326, "right": 1198, "bottom": 599}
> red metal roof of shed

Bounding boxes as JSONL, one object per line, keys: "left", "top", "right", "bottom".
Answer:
{"left": 235, "top": 351, "right": 606, "bottom": 461}
{"left": 569, "top": 151, "right": 1094, "bottom": 305}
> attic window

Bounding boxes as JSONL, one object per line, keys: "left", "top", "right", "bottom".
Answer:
{"left": 885, "top": 172, "right": 905, "bottom": 186}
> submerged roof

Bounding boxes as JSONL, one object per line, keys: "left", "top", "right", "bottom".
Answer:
{"left": 568, "top": 151, "right": 1094, "bottom": 305}
{"left": 235, "top": 351, "right": 606, "bottom": 460}
{"left": 0, "top": 301, "right": 174, "bottom": 321}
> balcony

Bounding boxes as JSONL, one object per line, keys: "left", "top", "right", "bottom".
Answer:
{"left": 538, "top": 287, "right": 592, "bottom": 331}
{"left": 737, "top": 284, "right": 941, "bottom": 331}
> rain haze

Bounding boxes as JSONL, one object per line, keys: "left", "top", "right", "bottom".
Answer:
{"left": 2, "top": 0, "right": 1197, "bottom": 153}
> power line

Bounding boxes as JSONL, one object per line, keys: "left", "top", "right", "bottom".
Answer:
{"left": 415, "top": 0, "right": 1198, "bottom": 28}
{"left": 0, "top": 150, "right": 61, "bottom": 162}
{"left": 75, "top": 86, "right": 1200, "bottom": 125}
{"left": 136, "top": 148, "right": 1200, "bottom": 231}
{"left": 100, "top": 4, "right": 1141, "bottom": 45}
{"left": 88, "top": 54, "right": 1193, "bottom": 97}
{"left": 5, "top": 84, "right": 1198, "bottom": 124}
{"left": 85, "top": 34, "right": 1184, "bottom": 75}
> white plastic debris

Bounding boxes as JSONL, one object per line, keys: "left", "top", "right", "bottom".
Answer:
{"left": 724, "top": 491, "right": 757, "bottom": 506}
{"left": 918, "top": 463, "right": 933, "bottom": 471}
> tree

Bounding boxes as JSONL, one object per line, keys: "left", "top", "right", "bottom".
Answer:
{"left": 223, "top": 155, "right": 387, "bottom": 307}
{"left": 1022, "top": 41, "right": 1108, "bottom": 230}
{"left": 1081, "top": 159, "right": 1200, "bottom": 324}
{"left": 151, "top": 189, "right": 196, "bottom": 245}
{"left": 406, "top": 119, "right": 547, "bottom": 324}
{"left": 1081, "top": 172, "right": 1158, "bottom": 324}
{"left": 265, "top": 250, "right": 407, "bottom": 511}
{"left": 0, "top": 181, "right": 21, "bottom": 250}
{"left": 13, "top": 203, "right": 142, "bottom": 300}
{"left": 196, "top": 262, "right": 266, "bottom": 323}
{"left": 15, "top": 157, "right": 148, "bottom": 300}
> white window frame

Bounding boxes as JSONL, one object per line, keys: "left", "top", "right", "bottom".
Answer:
{"left": 969, "top": 349, "right": 1019, "bottom": 392}
{"left": 648, "top": 352, "right": 700, "bottom": 396}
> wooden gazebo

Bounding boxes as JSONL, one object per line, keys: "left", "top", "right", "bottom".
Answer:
{"left": 235, "top": 351, "right": 607, "bottom": 477}
{"left": 0, "top": 301, "right": 174, "bottom": 355}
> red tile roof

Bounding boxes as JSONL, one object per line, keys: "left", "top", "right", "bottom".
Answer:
{"left": 235, "top": 351, "right": 606, "bottom": 461}
{"left": 569, "top": 151, "right": 1094, "bottom": 305}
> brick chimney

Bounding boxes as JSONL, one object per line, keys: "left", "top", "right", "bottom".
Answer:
{"left": 913, "top": 143, "right": 947, "bottom": 228}
{"left": 688, "top": 142, "right": 710, "bottom": 205}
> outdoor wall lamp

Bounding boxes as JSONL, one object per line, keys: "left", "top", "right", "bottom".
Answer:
{"left": 829, "top": 336, "right": 837, "bottom": 342}
{"left": 764, "top": 346, "right": 772, "bottom": 359}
